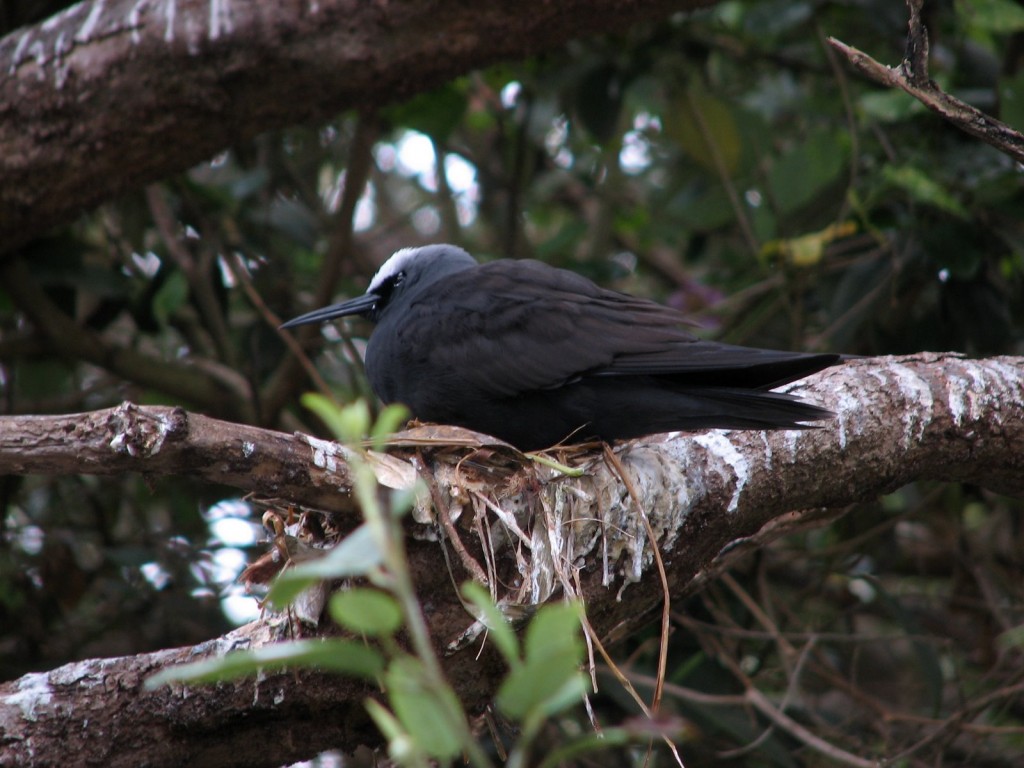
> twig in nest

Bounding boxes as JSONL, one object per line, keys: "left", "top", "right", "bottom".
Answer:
{"left": 602, "top": 444, "right": 684, "bottom": 767}
{"left": 412, "top": 451, "right": 490, "bottom": 588}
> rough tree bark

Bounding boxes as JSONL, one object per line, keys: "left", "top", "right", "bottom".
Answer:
{"left": 0, "top": 353, "right": 1021, "bottom": 767}
{"left": 0, "top": 0, "right": 713, "bottom": 253}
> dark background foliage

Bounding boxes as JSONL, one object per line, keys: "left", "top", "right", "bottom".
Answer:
{"left": 2, "top": 0, "right": 1023, "bottom": 764}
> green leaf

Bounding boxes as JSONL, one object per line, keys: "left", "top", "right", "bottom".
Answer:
{"left": 999, "top": 71, "right": 1024, "bottom": 132}
{"left": 145, "top": 639, "right": 384, "bottom": 689}
{"left": 536, "top": 731, "right": 629, "bottom": 768}
{"left": 766, "top": 130, "right": 847, "bottom": 215}
{"left": 883, "top": 165, "right": 969, "bottom": 218}
{"left": 524, "top": 602, "right": 583, "bottom": 662}
{"left": 957, "top": 0, "right": 1024, "bottom": 32}
{"left": 371, "top": 403, "right": 411, "bottom": 448}
{"left": 152, "top": 270, "right": 189, "bottom": 328}
{"left": 672, "top": 183, "right": 736, "bottom": 232}
{"left": 330, "top": 588, "right": 403, "bottom": 637}
{"left": 386, "top": 657, "right": 467, "bottom": 761}
{"left": 664, "top": 85, "right": 743, "bottom": 175}
{"left": 365, "top": 698, "right": 406, "bottom": 742}
{"left": 761, "top": 221, "right": 857, "bottom": 267}
{"left": 496, "top": 648, "right": 588, "bottom": 719}
{"left": 461, "top": 581, "right": 521, "bottom": 667}
{"left": 268, "top": 524, "right": 383, "bottom": 608}
{"left": 365, "top": 699, "right": 430, "bottom": 768}
{"left": 742, "top": 0, "right": 812, "bottom": 36}
{"left": 302, "top": 394, "right": 371, "bottom": 442}
{"left": 859, "top": 90, "right": 924, "bottom": 123}
{"left": 384, "top": 82, "right": 468, "bottom": 142}
{"left": 996, "top": 624, "right": 1024, "bottom": 651}
{"left": 497, "top": 602, "right": 587, "bottom": 719}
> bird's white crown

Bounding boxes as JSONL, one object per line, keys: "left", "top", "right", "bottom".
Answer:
{"left": 368, "top": 247, "right": 421, "bottom": 293}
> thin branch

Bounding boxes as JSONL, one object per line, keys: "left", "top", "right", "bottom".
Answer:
{"left": 221, "top": 251, "right": 339, "bottom": 405}
{"left": 743, "top": 686, "right": 878, "bottom": 768}
{"left": 604, "top": 445, "right": 672, "bottom": 717}
{"left": 685, "top": 84, "right": 760, "bottom": 257}
{"left": 0, "top": 258, "right": 255, "bottom": 422}
{"left": 262, "top": 112, "right": 382, "bottom": 421}
{"left": 828, "top": 0, "right": 1024, "bottom": 164}
{"left": 145, "top": 184, "right": 237, "bottom": 367}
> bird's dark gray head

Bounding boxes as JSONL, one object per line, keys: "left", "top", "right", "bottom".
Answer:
{"left": 280, "top": 244, "right": 477, "bottom": 329}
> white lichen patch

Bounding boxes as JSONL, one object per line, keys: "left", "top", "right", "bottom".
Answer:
{"left": 151, "top": 412, "right": 174, "bottom": 452}
{"left": 979, "top": 359, "right": 1024, "bottom": 425}
{"left": 888, "top": 363, "right": 935, "bottom": 447}
{"left": 75, "top": 0, "right": 106, "bottom": 43}
{"left": 945, "top": 370, "right": 970, "bottom": 426}
{"left": 208, "top": 0, "right": 234, "bottom": 41}
{"left": 830, "top": 380, "right": 863, "bottom": 451}
{"left": 49, "top": 657, "right": 125, "bottom": 690}
{"left": 128, "top": 0, "right": 149, "bottom": 44}
{"left": 693, "top": 431, "right": 749, "bottom": 513}
{"left": 300, "top": 434, "right": 339, "bottom": 473}
{"left": 107, "top": 403, "right": 175, "bottom": 457}
{"left": 528, "top": 518, "right": 554, "bottom": 604}
{"left": 783, "top": 428, "right": 800, "bottom": 462}
{"left": 983, "top": 359, "right": 1019, "bottom": 393}
{"left": 4, "top": 672, "right": 53, "bottom": 721}
{"left": 51, "top": 32, "right": 72, "bottom": 89}
{"left": 190, "top": 627, "right": 254, "bottom": 659}
{"left": 41, "top": 3, "right": 85, "bottom": 32}
{"left": 946, "top": 359, "right": 990, "bottom": 427}
{"left": 164, "top": 0, "right": 177, "bottom": 43}
{"left": 759, "top": 431, "right": 774, "bottom": 468}
{"left": 9, "top": 31, "right": 33, "bottom": 74}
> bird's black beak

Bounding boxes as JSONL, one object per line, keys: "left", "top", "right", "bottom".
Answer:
{"left": 279, "top": 293, "right": 380, "bottom": 329}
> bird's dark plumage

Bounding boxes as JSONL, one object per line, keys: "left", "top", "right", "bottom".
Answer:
{"left": 282, "top": 244, "right": 838, "bottom": 450}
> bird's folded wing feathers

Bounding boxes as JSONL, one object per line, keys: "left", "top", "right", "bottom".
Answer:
{"left": 409, "top": 260, "right": 829, "bottom": 397}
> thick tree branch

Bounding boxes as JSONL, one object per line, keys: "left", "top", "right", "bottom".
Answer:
{"left": 0, "top": 353, "right": 1021, "bottom": 766}
{"left": 0, "top": 0, "right": 713, "bottom": 253}
{"left": 0, "top": 400, "right": 358, "bottom": 515}
{"left": 828, "top": 0, "right": 1024, "bottom": 164}
{"left": 0, "top": 621, "right": 380, "bottom": 768}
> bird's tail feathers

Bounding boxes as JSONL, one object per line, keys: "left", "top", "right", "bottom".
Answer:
{"left": 676, "top": 386, "right": 833, "bottom": 430}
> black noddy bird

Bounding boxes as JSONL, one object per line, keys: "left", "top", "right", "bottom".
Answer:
{"left": 282, "top": 244, "right": 839, "bottom": 450}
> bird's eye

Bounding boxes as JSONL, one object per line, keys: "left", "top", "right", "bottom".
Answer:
{"left": 394, "top": 271, "right": 406, "bottom": 286}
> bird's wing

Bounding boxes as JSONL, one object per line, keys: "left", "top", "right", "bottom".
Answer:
{"left": 596, "top": 342, "right": 840, "bottom": 388}
{"left": 401, "top": 259, "right": 830, "bottom": 398}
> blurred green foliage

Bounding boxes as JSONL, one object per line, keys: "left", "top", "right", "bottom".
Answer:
{"left": 2, "top": 0, "right": 1023, "bottom": 765}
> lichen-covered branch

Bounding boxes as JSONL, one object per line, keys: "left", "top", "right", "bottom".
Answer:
{"left": 0, "top": 0, "right": 711, "bottom": 253}
{"left": 0, "top": 353, "right": 1021, "bottom": 766}
{"left": 0, "top": 401, "right": 358, "bottom": 515}
{"left": 0, "top": 621, "right": 378, "bottom": 768}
